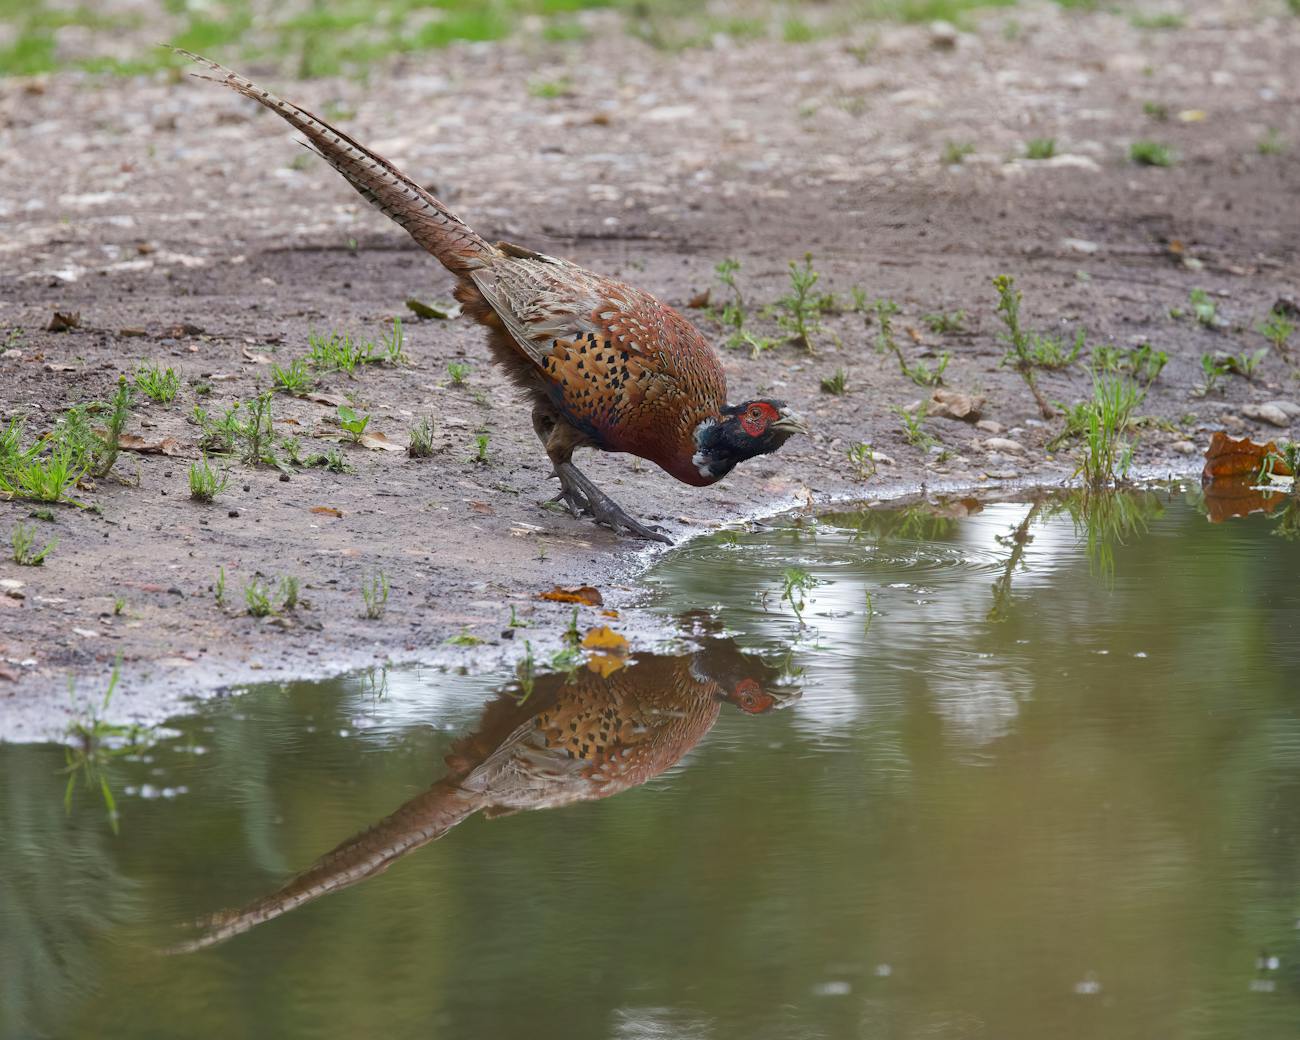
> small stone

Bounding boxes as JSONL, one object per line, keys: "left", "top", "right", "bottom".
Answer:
{"left": 228, "top": 509, "right": 240, "bottom": 518}
{"left": 1171, "top": 441, "right": 1197, "bottom": 455}
{"left": 986, "top": 469, "right": 1021, "bottom": 480}
{"left": 929, "top": 20, "right": 959, "bottom": 49}
{"left": 984, "top": 437, "right": 1026, "bottom": 454}
{"left": 976, "top": 420, "right": 1004, "bottom": 435}
{"left": 0, "top": 579, "right": 23, "bottom": 593}
{"left": 1242, "top": 403, "right": 1290, "bottom": 427}
{"left": 279, "top": 472, "right": 291, "bottom": 482}
{"left": 1264, "top": 399, "right": 1300, "bottom": 417}
{"left": 1062, "top": 238, "right": 1099, "bottom": 254}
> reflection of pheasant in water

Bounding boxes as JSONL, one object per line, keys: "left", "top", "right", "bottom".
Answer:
{"left": 170, "top": 642, "right": 790, "bottom": 953}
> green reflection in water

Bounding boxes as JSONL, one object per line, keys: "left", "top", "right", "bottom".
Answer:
{"left": 1, "top": 489, "right": 1298, "bottom": 1040}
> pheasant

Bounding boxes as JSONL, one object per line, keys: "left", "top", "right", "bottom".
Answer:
{"left": 168, "top": 641, "right": 792, "bottom": 952}
{"left": 180, "top": 51, "right": 808, "bottom": 543}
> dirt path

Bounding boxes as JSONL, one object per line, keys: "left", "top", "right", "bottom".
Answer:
{"left": 1, "top": 2, "right": 1297, "bottom": 740}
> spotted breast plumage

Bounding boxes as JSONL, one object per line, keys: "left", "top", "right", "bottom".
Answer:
{"left": 180, "top": 50, "right": 808, "bottom": 543}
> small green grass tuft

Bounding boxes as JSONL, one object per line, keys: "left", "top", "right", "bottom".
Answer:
{"left": 923, "top": 310, "right": 967, "bottom": 334}
{"left": 1130, "top": 139, "right": 1175, "bottom": 167}
{"left": 847, "top": 442, "right": 877, "bottom": 481}
{"left": 1193, "top": 353, "right": 1231, "bottom": 397}
{"left": 820, "top": 369, "right": 848, "bottom": 395}
{"left": 271, "top": 358, "right": 314, "bottom": 395}
{"left": 447, "top": 361, "right": 471, "bottom": 386}
{"left": 472, "top": 433, "right": 490, "bottom": 464}
{"left": 1076, "top": 375, "right": 1145, "bottom": 487}
{"left": 188, "top": 454, "right": 229, "bottom": 503}
{"left": 11, "top": 522, "right": 56, "bottom": 566}
{"left": 1189, "top": 288, "right": 1219, "bottom": 327}
{"left": 1257, "top": 129, "right": 1287, "bottom": 156}
{"left": 408, "top": 417, "right": 438, "bottom": 458}
{"left": 942, "top": 140, "right": 975, "bottom": 165}
{"left": 775, "top": 253, "right": 830, "bottom": 353}
{"left": 361, "top": 571, "right": 389, "bottom": 620}
{"left": 893, "top": 403, "right": 937, "bottom": 451}
{"left": 1257, "top": 308, "right": 1295, "bottom": 353}
{"left": 1025, "top": 137, "right": 1057, "bottom": 160}
{"left": 134, "top": 365, "right": 181, "bottom": 404}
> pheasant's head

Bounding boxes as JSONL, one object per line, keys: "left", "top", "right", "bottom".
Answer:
{"left": 722, "top": 677, "right": 778, "bottom": 715}
{"left": 690, "top": 400, "right": 809, "bottom": 484}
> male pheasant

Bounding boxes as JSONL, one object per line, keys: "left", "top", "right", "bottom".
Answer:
{"left": 180, "top": 51, "right": 808, "bottom": 543}
{"left": 168, "top": 642, "right": 791, "bottom": 951}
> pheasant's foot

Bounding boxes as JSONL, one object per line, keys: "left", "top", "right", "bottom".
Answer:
{"left": 556, "top": 462, "right": 673, "bottom": 545}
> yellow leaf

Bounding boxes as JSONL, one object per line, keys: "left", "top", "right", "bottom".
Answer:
{"left": 581, "top": 625, "right": 628, "bottom": 653}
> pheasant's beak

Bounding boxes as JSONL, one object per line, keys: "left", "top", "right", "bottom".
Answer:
{"left": 773, "top": 409, "right": 811, "bottom": 437}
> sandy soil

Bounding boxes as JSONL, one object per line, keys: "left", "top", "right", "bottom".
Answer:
{"left": 1, "top": 2, "right": 1297, "bottom": 740}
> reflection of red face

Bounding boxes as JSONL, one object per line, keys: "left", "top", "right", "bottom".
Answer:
{"left": 731, "top": 677, "right": 776, "bottom": 714}
{"left": 740, "top": 402, "right": 780, "bottom": 438}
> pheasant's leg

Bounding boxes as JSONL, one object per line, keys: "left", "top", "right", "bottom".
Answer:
{"left": 556, "top": 461, "right": 673, "bottom": 545}
{"left": 531, "top": 403, "right": 589, "bottom": 516}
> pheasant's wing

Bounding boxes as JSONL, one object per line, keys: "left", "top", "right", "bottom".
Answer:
{"left": 471, "top": 251, "right": 726, "bottom": 451}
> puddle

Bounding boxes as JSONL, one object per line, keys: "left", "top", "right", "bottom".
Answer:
{"left": 3, "top": 486, "right": 1300, "bottom": 1038}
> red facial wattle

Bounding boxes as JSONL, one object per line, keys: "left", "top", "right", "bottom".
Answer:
{"left": 740, "top": 402, "right": 780, "bottom": 437}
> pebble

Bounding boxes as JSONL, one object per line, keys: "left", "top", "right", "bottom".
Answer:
{"left": 984, "top": 437, "right": 1026, "bottom": 454}
{"left": 1171, "top": 441, "right": 1198, "bottom": 455}
{"left": 986, "top": 469, "right": 1021, "bottom": 480}
{"left": 929, "top": 20, "right": 959, "bottom": 49}
{"left": 1242, "top": 403, "right": 1290, "bottom": 427}
{"left": 975, "top": 420, "right": 1004, "bottom": 435}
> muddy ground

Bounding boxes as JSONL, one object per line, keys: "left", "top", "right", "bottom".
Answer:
{"left": 1, "top": 2, "right": 1297, "bottom": 740}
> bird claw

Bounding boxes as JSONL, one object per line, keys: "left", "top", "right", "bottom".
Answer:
{"left": 552, "top": 463, "right": 673, "bottom": 545}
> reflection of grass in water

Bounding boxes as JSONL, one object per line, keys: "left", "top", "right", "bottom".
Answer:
{"left": 1053, "top": 488, "right": 1166, "bottom": 586}
{"left": 63, "top": 660, "right": 154, "bottom": 834}
{"left": 822, "top": 501, "right": 962, "bottom": 544}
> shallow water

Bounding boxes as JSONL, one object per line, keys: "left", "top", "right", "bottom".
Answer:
{"left": 3, "top": 487, "right": 1299, "bottom": 1039}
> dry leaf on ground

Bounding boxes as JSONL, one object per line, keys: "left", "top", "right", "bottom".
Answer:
{"left": 539, "top": 585, "right": 603, "bottom": 606}
{"left": 310, "top": 505, "right": 344, "bottom": 518}
{"left": 357, "top": 431, "right": 403, "bottom": 452}
{"left": 1201, "top": 431, "right": 1293, "bottom": 481}
{"left": 118, "top": 434, "right": 181, "bottom": 456}
{"left": 928, "top": 388, "right": 985, "bottom": 422}
{"left": 48, "top": 310, "right": 81, "bottom": 332}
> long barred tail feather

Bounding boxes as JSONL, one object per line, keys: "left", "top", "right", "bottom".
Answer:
{"left": 176, "top": 48, "right": 498, "bottom": 273}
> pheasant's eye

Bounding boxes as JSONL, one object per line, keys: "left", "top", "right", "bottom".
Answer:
{"left": 740, "top": 406, "right": 769, "bottom": 436}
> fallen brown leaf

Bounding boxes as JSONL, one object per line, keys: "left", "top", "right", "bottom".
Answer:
{"left": 539, "top": 585, "right": 603, "bottom": 606}
{"left": 468, "top": 500, "right": 494, "bottom": 515}
{"left": 48, "top": 310, "right": 81, "bottom": 332}
{"left": 118, "top": 327, "right": 148, "bottom": 338}
{"left": 242, "top": 345, "right": 273, "bottom": 364}
{"left": 310, "top": 506, "right": 344, "bottom": 518}
{"left": 303, "top": 391, "right": 347, "bottom": 407}
{"left": 905, "top": 325, "right": 923, "bottom": 344}
{"left": 929, "top": 388, "right": 985, "bottom": 422}
{"left": 1201, "top": 431, "right": 1293, "bottom": 481}
{"left": 686, "top": 289, "right": 711, "bottom": 309}
{"left": 357, "top": 431, "right": 403, "bottom": 452}
{"left": 118, "top": 434, "right": 181, "bottom": 456}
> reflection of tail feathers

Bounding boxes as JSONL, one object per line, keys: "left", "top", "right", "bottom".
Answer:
{"left": 165, "top": 780, "right": 481, "bottom": 954}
